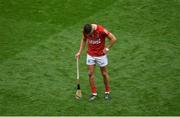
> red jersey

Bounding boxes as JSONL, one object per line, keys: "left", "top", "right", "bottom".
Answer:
{"left": 83, "top": 25, "right": 110, "bottom": 57}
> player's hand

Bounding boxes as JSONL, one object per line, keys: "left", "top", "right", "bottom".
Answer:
{"left": 103, "top": 48, "right": 109, "bottom": 54}
{"left": 75, "top": 52, "right": 81, "bottom": 60}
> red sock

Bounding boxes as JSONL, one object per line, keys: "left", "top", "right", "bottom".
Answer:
{"left": 91, "top": 86, "right": 97, "bottom": 95}
{"left": 105, "top": 85, "right": 110, "bottom": 93}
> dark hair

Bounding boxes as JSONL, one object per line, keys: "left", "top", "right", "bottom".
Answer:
{"left": 83, "top": 24, "right": 92, "bottom": 34}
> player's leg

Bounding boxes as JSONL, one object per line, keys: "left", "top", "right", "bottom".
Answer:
{"left": 88, "top": 65, "right": 98, "bottom": 101}
{"left": 96, "top": 55, "right": 111, "bottom": 100}
{"left": 100, "top": 66, "right": 111, "bottom": 100}
{"left": 100, "top": 66, "right": 110, "bottom": 94}
{"left": 86, "top": 54, "right": 97, "bottom": 101}
{"left": 88, "top": 65, "right": 97, "bottom": 95}
{"left": 96, "top": 55, "right": 110, "bottom": 93}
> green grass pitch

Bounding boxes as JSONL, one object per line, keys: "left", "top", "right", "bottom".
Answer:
{"left": 0, "top": 0, "right": 180, "bottom": 115}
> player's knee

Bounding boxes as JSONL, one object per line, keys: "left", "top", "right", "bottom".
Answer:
{"left": 88, "top": 72, "right": 94, "bottom": 78}
{"left": 102, "top": 71, "right": 108, "bottom": 77}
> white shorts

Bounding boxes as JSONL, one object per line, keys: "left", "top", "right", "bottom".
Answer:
{"left": 86, "top": 54, "right": 108, "bottom": 67}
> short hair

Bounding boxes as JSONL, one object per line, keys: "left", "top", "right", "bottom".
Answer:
{"left": 83, "top": 24, "right": 92, "bottom": 34}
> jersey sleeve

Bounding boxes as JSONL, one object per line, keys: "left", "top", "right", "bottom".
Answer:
{"left": 100, "top": 26, "right": 110, "bottom": 37}
{"left": 103, "top": 28, "right": 110, "bottom": 37}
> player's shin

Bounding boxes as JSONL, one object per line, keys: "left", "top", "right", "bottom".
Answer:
{"left": 89, "top": 76, "right": 97, "bottom": 95}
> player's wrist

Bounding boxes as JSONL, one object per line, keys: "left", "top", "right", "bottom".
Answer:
{"left": 77, "top": 51, "right": 81, "bottom": 54}
{"left": 105, "top": 48, "right": 109, "bottom": 52}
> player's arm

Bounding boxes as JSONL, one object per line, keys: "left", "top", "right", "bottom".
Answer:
{"left": 103, "top": 29, "right": 117, "bottom": 53}
{"left": 75, "top": 34, "right": 87, "bottom": 59}
{"left": 78, "top": 35, "right": 87, "bottom": 54}
{"left": 106, "top": 32, "right": 117, "bottom": 49}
